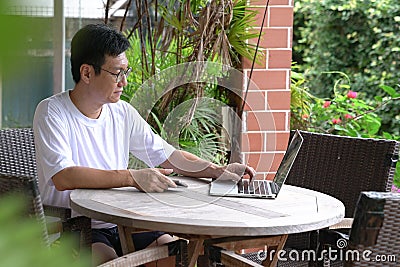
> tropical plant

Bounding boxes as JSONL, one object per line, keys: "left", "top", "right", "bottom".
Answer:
{"left": 290, "top": 64, "right": 315, "bottom": 130}
{"left": 119, "top": 0, "right": 260, "bottom": 109}
{"left": 128, "top": 97, "right": 229, "bottom": 169}
{"left": 123, "top": 31, "right": 230, "bottom": 165}
{"left": 153, "top": 98, "right": 228, "bottom": 163}
{"left": 105, "top": 0, "right": 261, "bottom": 165}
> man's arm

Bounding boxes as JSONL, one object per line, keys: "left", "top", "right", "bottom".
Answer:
{"left": 52, "top": 149, "right": 255, "bottom": 192}
{"left": 160, "top": 150, "right": 256, "bottom": 181}
{"left": 52, "top": 166, "right": 176, "bottom": 192}
{"left": 52, "top": 167, "right": 133, "bottom": 191}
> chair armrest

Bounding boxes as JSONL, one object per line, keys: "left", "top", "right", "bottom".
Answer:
{"left": 43, "top": 204, "right": 92, "bottom": 249}
{"left": 98, "top": 239, "right": 188, "bottom": 267}
{"left": 43, "top": 204, "right": 71, "bottom": 221}
{"left": 45, "top": 215, "right": 63, "bottom": 235}
{"left": 220, "top": 250, "right": 264, "bottom": 267}
{"left": 206, "top": 245, "right": 264, "bottom": 267}
{"left": 63, "top": 216, "right": 92, "bottom": 249}
{"left": 328, "top": 217, "right": 354, "bottom": 229}
{"left": 314, "top": 217, "right": 353, "bottom": 252}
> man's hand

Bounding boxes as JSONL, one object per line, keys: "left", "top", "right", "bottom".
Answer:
{"left": 216, "top": 163, "right": 256, "bottom": 182}
{"left": 128, "top": 168, "right": 177, "bottom": 192}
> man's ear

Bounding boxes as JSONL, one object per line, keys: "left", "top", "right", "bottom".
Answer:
{"left": 80, "top": 64, "right": 92, "bottom": 84}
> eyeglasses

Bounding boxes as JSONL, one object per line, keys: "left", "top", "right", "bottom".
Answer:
{"left": 100, "top": 67, "right": 132, "bottom": 83}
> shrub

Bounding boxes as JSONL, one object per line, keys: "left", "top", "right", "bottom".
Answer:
{"left": 293, "top": 0, "right": 400, "bottom": 135}
{"left": 291, "top": 69, "right": 400, "bottom": 187}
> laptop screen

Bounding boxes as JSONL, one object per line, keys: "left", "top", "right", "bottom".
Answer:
{"left": 272, "top": 130, "right": 303, "bottom": 194}
{"left": 209, "top": 130, "right": 303, "bottom": 198}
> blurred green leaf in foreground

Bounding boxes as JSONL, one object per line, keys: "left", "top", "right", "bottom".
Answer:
{"left": 0, "top": 194, "right": 90, "bottom": 267}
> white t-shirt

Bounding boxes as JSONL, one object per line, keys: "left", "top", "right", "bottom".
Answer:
{"left": 33, "top": 90, "right": 176, "bottom": 228}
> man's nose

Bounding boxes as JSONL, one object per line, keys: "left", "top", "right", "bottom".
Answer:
{"left": 118, "top": 75, "right": 128, "bottom": 86}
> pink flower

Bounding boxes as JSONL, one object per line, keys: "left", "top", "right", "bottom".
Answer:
{"left": 391, "top": 185, "right": 400, "bottom": 193}
{"left": 344, "top": 114, "right": 354, "bottom": 119}
{"left": 347, "top": 91, "right": 357, "bottom": 99}
{"left": 323, "top": 101, "right": 331, "bottom": 108}
{"left": 332, "top": 118, "right": 342, "bottom": 124}
{"left": 302, "top": 114, "right": 309, "bottom": 119}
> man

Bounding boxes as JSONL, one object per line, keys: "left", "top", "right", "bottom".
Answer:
{"left": 33, "top": 23, "right": 255, "bottom": 265}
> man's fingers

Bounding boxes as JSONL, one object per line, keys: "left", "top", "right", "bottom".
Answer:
{"left": 153, "top": 185, "right": 166, "bottom": 193}
{"left": 156, "top": 168, "right": 177, "bottom": 188}
{"left": 227, "top": 163, "right": 256, "bottom": 178}
{"left": 160, "top": 176, "right": 177, "bottom": 188}
{"left": 143, "top": 180, "right": 167, "bottom": 193}
{"left": 246, "top": 166, "right": 257, "bottom": 180}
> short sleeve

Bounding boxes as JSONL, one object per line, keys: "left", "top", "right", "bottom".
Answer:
{"left": 33, "top": 99, "right": 75, "bottom": 185}
{"left": 127, "top": 108, "right": 176, "bottom": 167}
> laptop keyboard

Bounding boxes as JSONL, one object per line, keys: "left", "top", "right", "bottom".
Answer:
{"left": 238, "top": 180, "right": 274, "bottom": 196}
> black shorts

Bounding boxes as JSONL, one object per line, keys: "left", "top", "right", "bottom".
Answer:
{"left": 92, "top": 226, "right": 167, "bottom": 256}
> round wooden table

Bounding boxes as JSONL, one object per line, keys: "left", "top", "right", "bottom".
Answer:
{"left": 70, "top": 177, "right": 345, "bottom": 266}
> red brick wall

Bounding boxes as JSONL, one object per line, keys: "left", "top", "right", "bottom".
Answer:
{"left": 242, "top": 0, "right": 293, "bottom": 180}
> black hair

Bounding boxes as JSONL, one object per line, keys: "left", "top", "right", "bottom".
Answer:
{"left": 70, "top": 24, "right": 130, "bottom": 83}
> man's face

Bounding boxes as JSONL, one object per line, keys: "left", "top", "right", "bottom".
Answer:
{"left": 90, "top": 52, "right": 129, "bottom": 104}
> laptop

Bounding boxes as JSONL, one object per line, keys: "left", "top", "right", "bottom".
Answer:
{"left": 209, "top": 130, "right": 303, "bottom": 199}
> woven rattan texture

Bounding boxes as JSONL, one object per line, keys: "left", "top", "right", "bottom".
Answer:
{"left": 286, "top": 131, "right": 398, "bottom": 218}
{"left": 0, "top": 128, "right": 37, "bottom": 177}
{"left": 241, "top": 251, "right": 263, "bottom": 265}
{"left": 0, "top": 173, "right": 50, "bottom": 247}
{"left": 0, "top": 128, "right": 91, "bottom": 250}
{"left": 240, "top": 250, "right": 310, "bottom": 267}
{"left": 280, "top": 131, "right": 399, "bottom": 267}
{"left": 344, "top": 192, "right": 400, "bottom": 267}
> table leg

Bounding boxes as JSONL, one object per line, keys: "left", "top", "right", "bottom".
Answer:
{"left": 187, "top": 238, "right": 205, "bottom": 267}
{"left": 118, "top": 226, "right": 205, "bottom": 266}
{"left": 118, "top": 225, "right": 136, "bottom": 254}
{"left": 263, "top": 234, "right": 288, "bottom": 267}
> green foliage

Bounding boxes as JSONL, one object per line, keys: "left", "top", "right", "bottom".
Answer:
{"left": 290, "top": 68, "right": 400, "bottom": 187}
{"left": 122, "top": 0, "right": 259, "bottom": 166}
{"left": 124, "top": 31, "right": 228, "bottom": 165}
{"left": 122, "top": 0, "right": 259, "bottom": 103}
{"left": 227, "top": 0, "right": 262, "bottom": 65}
{"left": 0, "top": 194, "right": 91, "bottom": 267}
{"left": 290, "top": 65, "right": 316, "bottom": 130}
{"left": 0, "top": 10, "right": 39, "bottom": 77}
{"left": 292, "top": 1, "right": 400, "bottom": 186}
{"left": 293, "top": 0, "right": 400, "bottom": 135}
{"left": 145, "top": 100, "right": 228, "bottom": 166}
{"left": 170, "top": 99, "right": 228, "bottom": 164}
{"left": 122, "top": 31, "right": 193, "bottom": 103}
{"left": 292, "top": 71, "right": 399, "bottom": 138}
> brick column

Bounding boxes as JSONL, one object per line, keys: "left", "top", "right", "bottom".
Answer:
{"left": 242, "top": 0, "right": 293, "bottom": 180}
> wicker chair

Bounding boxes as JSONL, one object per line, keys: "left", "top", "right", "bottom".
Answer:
{"left": 325, "top": 191, "right": 400, "bottom": 267}
{"left": 98, "top": 239, "right": 189, "bottom": 267}
{"left": 278, "top": 130, "right": 399, "bottom": 266}
{"left": 0, "top": 128, "right": 91, "bottom": 252}
{"left": 204, "top": 244, "right": 264, "bottom": 267}
{"left": 0, "top": 172, "right": 50, "bottom": 247}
